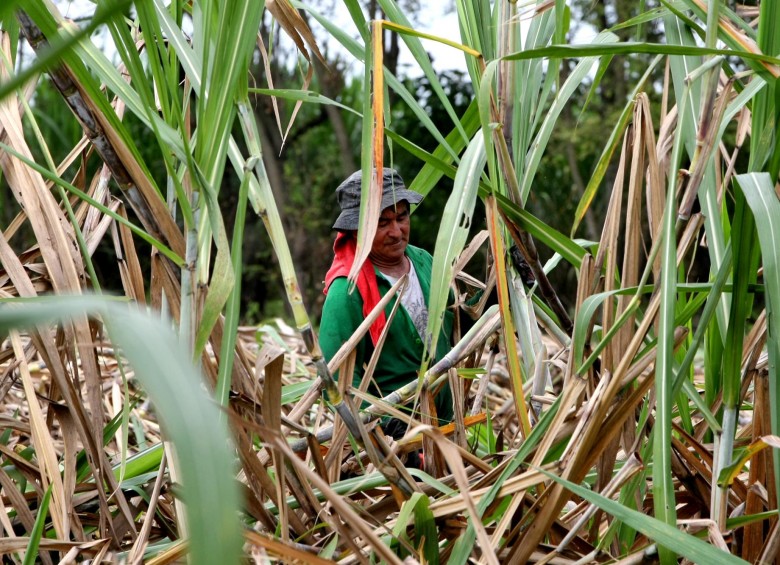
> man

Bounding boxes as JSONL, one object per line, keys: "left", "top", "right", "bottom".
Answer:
{"left": 319, "top": 168, "right": 454, "bottom": 422}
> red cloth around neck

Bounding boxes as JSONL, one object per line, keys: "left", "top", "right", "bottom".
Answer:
{"left": 324, "top": 232, "right": 386, "bottom": 346}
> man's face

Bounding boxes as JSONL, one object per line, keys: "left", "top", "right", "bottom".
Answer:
{"left": 369, "top": 201, "right": 410, "bottom": 265}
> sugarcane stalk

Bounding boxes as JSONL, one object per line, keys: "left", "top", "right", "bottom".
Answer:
{"left": 289, "top": 305, "right": 502, "bottom": 453}
{"left": 16, "top": 10, "right": 186, "bottom": 262}
{"left": 477, "top": 43, "right": 572, "bottom": 335}
{"left": 470, "top": 340, "right": 498, "bottom": 417}
{"left": 424, "top": 305, "right": 500, "bottom": 379}
{"left": 180, "top": 194, "right": 199, "bottom": 352}
{"left": 677, "top": 56, "right": 728, "bottom": 224}
{"left": 285, "top": 275, "right": 409, "bottom": 425}
{"left": 501, "top": 208, "right": 573, "bottom": 335}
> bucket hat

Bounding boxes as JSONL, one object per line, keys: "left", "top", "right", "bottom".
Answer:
{"left": 332, "top": 168, "right": 423, "bottom": 230}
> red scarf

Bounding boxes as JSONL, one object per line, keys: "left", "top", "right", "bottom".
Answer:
{"left": 324, "top": 233, "right": 386, "bottom": 345}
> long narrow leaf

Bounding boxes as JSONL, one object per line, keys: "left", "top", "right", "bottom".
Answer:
{"left": 539, "top": 468, "right": 749, "bottom": 564}
{"left": 22, "top": 485, "right": 52, "bottom": 565}
{"left": 502, "top": 41, "right": 780, "bottom": 74}
{"left": 425, "top": 132, "right": 486, "bottom": 365}
{"left": 653, "top": 95, "right": 683, "bottom": 564}
{"left": 518, "top": 31, "right": 618, "bottom": 203}
{"left": 0, "top": 297, "right": 243, "bottom": 565}
{"left": 739, "top": 173, "right": 780, "bottom": 502}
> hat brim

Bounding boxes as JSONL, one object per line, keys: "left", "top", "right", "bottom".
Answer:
{"left": 332, "top": 189, "right": 423, "bottom": 230}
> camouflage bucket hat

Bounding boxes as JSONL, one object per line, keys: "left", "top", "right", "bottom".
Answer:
{"left": 332, "top": 168, "right": 423, "bottom": 230}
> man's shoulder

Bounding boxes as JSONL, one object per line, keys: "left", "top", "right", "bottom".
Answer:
{"left": 325, "top": 276, "right": 353, "bottom": 296}
{"left": 406, "top": 244, "right": 432, "bottom": 263}
{"left": 323, "top": 277, "right": 361, "bottom": 308}
{"left": 322, "top": 277, "right": 363, "bottom": 322}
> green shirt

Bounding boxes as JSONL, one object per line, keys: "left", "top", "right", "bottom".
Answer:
{"left": 319, "top": 245, "right": 454, "bottom": 405}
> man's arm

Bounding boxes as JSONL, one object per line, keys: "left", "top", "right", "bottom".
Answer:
{"left": 319, "top": 277, "right": 367, "bottom": 388}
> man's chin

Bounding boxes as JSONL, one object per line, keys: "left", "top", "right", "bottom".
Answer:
{"left": 370, "top": 243, "right": 407, "bottom": 264}
{"left": 392, "top": 244, "right": 408, "bottom": 256}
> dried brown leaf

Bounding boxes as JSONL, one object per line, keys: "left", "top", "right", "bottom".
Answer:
{"left": 266, "top": 0, "right": 326, "bottom": 65}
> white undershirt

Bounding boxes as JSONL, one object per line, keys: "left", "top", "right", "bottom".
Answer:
{"left": 379, "top": 261, "right": 429, "bottom": 340}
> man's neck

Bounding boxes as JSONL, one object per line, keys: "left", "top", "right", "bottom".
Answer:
{"left": 373, "top": 255, "right": 409, "bottom": 278}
